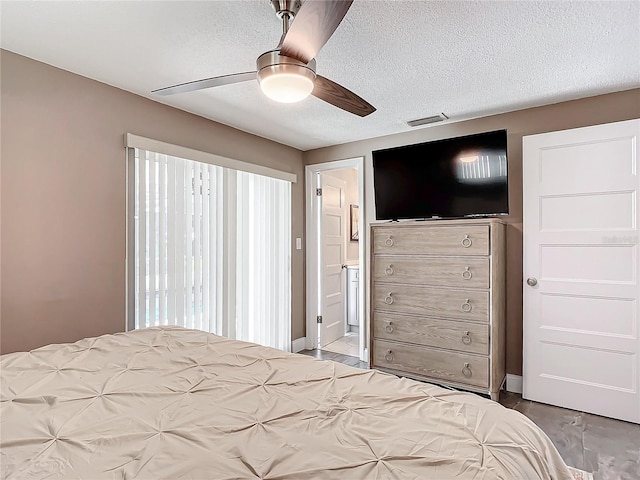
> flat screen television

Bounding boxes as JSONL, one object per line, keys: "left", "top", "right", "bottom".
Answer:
{"left": 372, "top": 130, "right": 509, "bottom": 220}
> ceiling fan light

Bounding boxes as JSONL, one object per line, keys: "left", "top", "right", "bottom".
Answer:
{"left": 258, "top": 65, "right": 315, "bottom": 103}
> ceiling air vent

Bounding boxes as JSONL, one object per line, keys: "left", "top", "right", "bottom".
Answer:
{"left": 406, "top": 113, "right": 449, "bottom": 127}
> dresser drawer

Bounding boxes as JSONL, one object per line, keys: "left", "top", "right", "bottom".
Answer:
{"left": 373, "top": 339, "right": 489, "bottom": 388}
{"left": 373, "top": 255, "right": 490, "bottom": 288}
{"left": 373, "top": 226, "right": 489, "bottom": 256}
{"left": 373, "top": 312, "right": 489, "bottom": 355}
{"left": 373, "top": 284, "right": 489, "bottom": 322}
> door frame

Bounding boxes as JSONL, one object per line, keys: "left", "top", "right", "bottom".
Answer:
{"left": 305, "top": 157, "right": 366, "bottom": 361}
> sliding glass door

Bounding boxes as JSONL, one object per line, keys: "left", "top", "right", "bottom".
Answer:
{"left": 130, "top": 148, "right": 291, "bottom": 351}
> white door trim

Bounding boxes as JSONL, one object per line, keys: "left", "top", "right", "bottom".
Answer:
{"left": 291, "top": 337, "right": 307, "bottom": 353}
{"left": 506, "top": 374, "right": 523, "bottom": 394}
{"left": 305, "top": 157, "right": 366, "bottom": 361}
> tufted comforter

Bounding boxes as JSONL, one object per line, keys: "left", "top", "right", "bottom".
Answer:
{"left": 1, "top": 327, "right": 572, "bottom": 479}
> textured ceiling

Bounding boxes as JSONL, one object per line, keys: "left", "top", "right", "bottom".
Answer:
{"left": 1, "top": 1, "right": 639, "bottom": 151}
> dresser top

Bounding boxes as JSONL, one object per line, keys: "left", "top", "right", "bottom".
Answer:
{"left": 371, "top": 218, "right": 506, "bottom": 228}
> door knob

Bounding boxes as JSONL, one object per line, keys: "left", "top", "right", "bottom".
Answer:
{"left": 527, "top": 277, "right": 538, "bottom": 286}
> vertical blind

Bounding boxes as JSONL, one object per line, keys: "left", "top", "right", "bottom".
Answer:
{"left": 236, "top": 171, "right": 291, "bottom": 348}
{"left": 133, "top": 148, "right": 291, "bottom": 351}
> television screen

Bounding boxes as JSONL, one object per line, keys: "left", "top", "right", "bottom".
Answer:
{"left": 372, "top": 130, "right": 509, "bottom": 220}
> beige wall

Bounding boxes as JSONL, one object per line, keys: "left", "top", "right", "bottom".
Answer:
{"left": 304, "top": 89, "right": 640, "bottom": 375}
{"left": 0, "top": 50, "right": 305, "bottom": 354}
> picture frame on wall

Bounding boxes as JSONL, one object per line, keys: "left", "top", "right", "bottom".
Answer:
{"left": 350, "top": 204, "right": 359, "bottom": 241}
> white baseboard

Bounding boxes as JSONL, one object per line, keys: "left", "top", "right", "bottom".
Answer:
{"left": 506, "top": 374, "right": 523, "bottom": 394}
{"left": 291, "top": 337, "right": 307, "bottom": 353}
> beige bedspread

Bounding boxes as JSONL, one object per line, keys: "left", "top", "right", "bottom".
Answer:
{"left": 1, "top": 327, "right": 572, "bottom": 479}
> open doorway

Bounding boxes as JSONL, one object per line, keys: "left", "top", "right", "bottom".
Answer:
{"left": 305, "top": 158, "right": 366, "bottom": 362}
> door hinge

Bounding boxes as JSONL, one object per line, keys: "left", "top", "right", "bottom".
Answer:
{"left": 316, "top": 188, "right": 322, "bottom": 196}
{"left": 316, "top": 315, "right": 323, "bottom": 324}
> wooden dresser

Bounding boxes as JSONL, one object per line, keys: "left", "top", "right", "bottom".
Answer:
{"left": 370, "top": 219, "right": 506, "bottom": 400}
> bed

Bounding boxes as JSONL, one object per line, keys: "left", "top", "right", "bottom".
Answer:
{"left": 1, "top": 327, "right": 572, "bottom": 479}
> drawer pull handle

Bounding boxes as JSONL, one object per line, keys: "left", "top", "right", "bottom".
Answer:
{"left": 385, "top": 321, "right": 394, "bottom": 333}
{"left": 385, "top": 350, "right": 394, "bottom": 362}
{"left": 384, "top": 293, "right": 395, "bottom": 305}
{"left": 461, "top": 299, "right": 472, "bottom": 312}
{"left": 461, "top": 331, "right": 472, "bottom": 345}
{"left": 384, "top": 236, "right": 394, "bottom": 247}
{"left": 385, "top": 265, "right": 394, "bottom": 276}
{"left": 462, "top": 267, "right": 472, "bottom": 280}
{"left": 462, "top": 362, "right": 472, "bottom": 377}
{"left": 461, "top": 235, "right": 472, "bottom": 248}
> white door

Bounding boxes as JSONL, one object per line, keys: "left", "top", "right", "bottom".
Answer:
{"left": 523, "top": 119, "right": 640, "bottom": 423}
{"left": 319, "top": 173, "right": 347, "bottom": 348}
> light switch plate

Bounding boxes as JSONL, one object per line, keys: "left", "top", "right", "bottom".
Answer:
{"left": 296, "top": 237, "right": 302, "bottom": 250}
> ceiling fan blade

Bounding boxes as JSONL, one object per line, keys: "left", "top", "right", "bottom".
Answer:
{"left": 152, "top": 71, "right": 257, "bottom": 96}
{"left": 312, "top": 75, "right": 375, "bottom": 117}
{"left": 280, "top": 0, "right": 353, "bottom": 64}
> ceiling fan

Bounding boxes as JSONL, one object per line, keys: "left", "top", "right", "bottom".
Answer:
{"left": 152, "top": 0, "right": 375, "bottom": 117}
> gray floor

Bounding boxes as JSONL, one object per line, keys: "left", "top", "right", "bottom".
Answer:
{"left": 300, "top": 349, "right": 640, "bottom": 480}
{"left": 321, "top": 332, "right": 359, "bottom": 357}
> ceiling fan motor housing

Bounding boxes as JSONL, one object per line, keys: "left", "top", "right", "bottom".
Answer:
{"left": 257, "top": 50, "right": 317, "bottom": 103}
{"left": 257, "top": 50, "right": 316, "bottom": 79}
